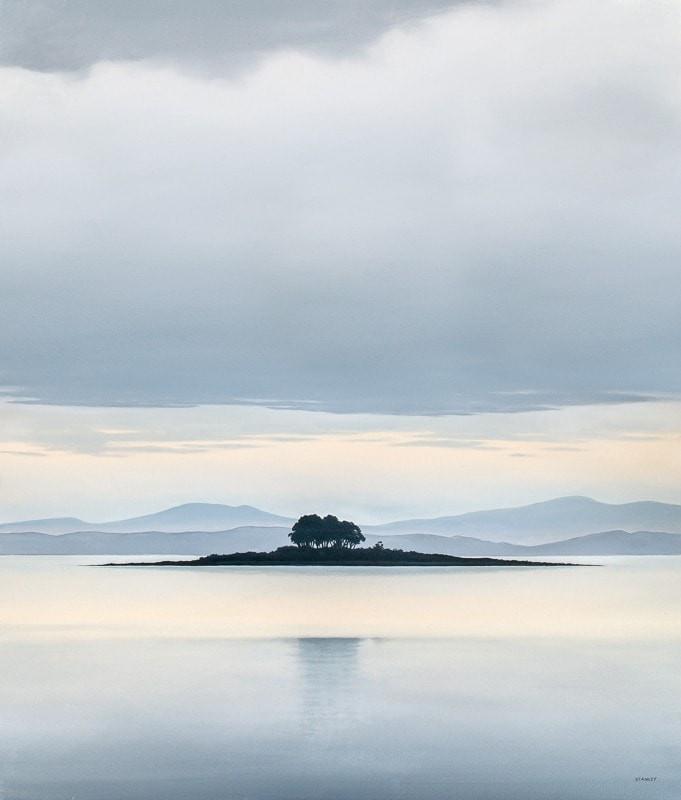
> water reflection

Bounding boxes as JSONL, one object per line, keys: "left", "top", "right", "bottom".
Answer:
{"left": 0, "top": 634, "right": 679, "bottom": 799}
{"left": 2, "top": 556, "right": 681, "bottom": 640}
{"left": 296, "top": 638, "right": 362, "bottom": 738}
{"left": 0, "top": 557, "right": 679, "bottom": 799}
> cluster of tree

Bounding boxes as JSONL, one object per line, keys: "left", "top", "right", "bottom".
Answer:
{"left": 289, "top": 514, "right": 365, "bottom": 549}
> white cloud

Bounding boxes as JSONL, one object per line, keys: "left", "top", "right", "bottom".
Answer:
{"left": 0, "top": 0, "right": 678, "bottom": 416}
{"left": 0, "top": 398, "right": 680, "bottom": 522}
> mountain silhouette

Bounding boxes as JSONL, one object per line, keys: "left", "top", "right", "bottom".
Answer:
{"left": 2, "top": 496, "right": 681, "bottom": 546}
{"left": 365, "top": 496, "right": 681, "bottom": 543}
{"left": 0, "top": 503, "right": 293, "bottom": 534}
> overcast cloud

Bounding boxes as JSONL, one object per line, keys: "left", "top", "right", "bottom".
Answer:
{"left": 1, "top": 0, "right": 679, "bottom": 415}
{"left": 0, "top": 0, "right": 467, "bottom": 72}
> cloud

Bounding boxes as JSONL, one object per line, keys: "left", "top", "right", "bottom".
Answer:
{"left": 0, "top": 449, "right": 48, "bottom": 458}
{"left": 1, "top": 398, "right": 680, "bottom": 521}
{"left": 104, "top": 441, "right": 262, "bottom": 455}
{"left": 0, "top": 0, "right": 679, "bottom": 415}
{"left": 0, "top": 0, "right": 465, "bottom": 73}
{"left": 542, "top": 445, "right": 586, "bottom": 453}
{"left": 392, "top": 436, "right": 499, "bottom": 449}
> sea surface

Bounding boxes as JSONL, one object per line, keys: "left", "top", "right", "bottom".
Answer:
{"left": 0, "top": 555, "right": 679, "bottom": 799}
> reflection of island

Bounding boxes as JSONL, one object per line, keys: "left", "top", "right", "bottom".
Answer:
{"left": 111, "top": 544, "right": 572, "bottom": 567}
{"left": 295, "top": 638, "right": 362, "bottom": 740}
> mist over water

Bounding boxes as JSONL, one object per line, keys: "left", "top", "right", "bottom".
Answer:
{"left": 1, "top": 557, "right": 679, "bottom": 799}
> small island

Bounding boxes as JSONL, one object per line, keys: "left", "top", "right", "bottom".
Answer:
{"left": 108, "top": 514, "right": 573, "bottom": 568}
{"left": 111, "top": 545, "right": 570, "bottom": 567}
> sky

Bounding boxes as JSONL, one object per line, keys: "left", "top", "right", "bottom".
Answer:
{"left": 0, "top": 0, "right": 679, "bottom": 522}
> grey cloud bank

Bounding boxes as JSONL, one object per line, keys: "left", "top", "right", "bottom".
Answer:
{"left": 1, "top": 0, "right": 679, "bottom": 415}
{"left": 0, "top": 0, "right": 465, "bottom": 72}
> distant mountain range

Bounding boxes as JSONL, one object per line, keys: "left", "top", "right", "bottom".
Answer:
{"left": 0, "top": 526, "right": 290, "bottom": 555}
{"left": 0, "top": 526, "right": 680, "bottom": 556}
{"left": 1, "top": 496, "right": 681, "bottom": 555}
{"left": 365, "top": 496, "right": 681, "bottom": 543}
{"left": 3, "top": 496, "right": 681, "bottom": 540}
{"left": 0, "top": 503, "right": 293, "bottom": 534}
{"left": 364, "top": 530, "right": 681, "bottom": 557}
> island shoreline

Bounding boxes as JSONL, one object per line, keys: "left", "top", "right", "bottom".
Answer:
{"left": 101, "top": 547, "right": 580, "bottom": 568}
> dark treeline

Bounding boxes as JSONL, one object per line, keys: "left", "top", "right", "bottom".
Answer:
{"left": 114, "top": 546, "right": 572, "bottom": 567}
{"left": 289, "top": 514, "right": 365, "bottom": 550}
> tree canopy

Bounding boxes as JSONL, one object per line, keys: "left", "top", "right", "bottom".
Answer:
{"left": 289, "top": 514, "right": 365, "bottom": 549}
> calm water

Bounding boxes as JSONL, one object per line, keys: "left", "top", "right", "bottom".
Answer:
{"left": 0, "top": 556, "right": 679, "bottom": 799}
